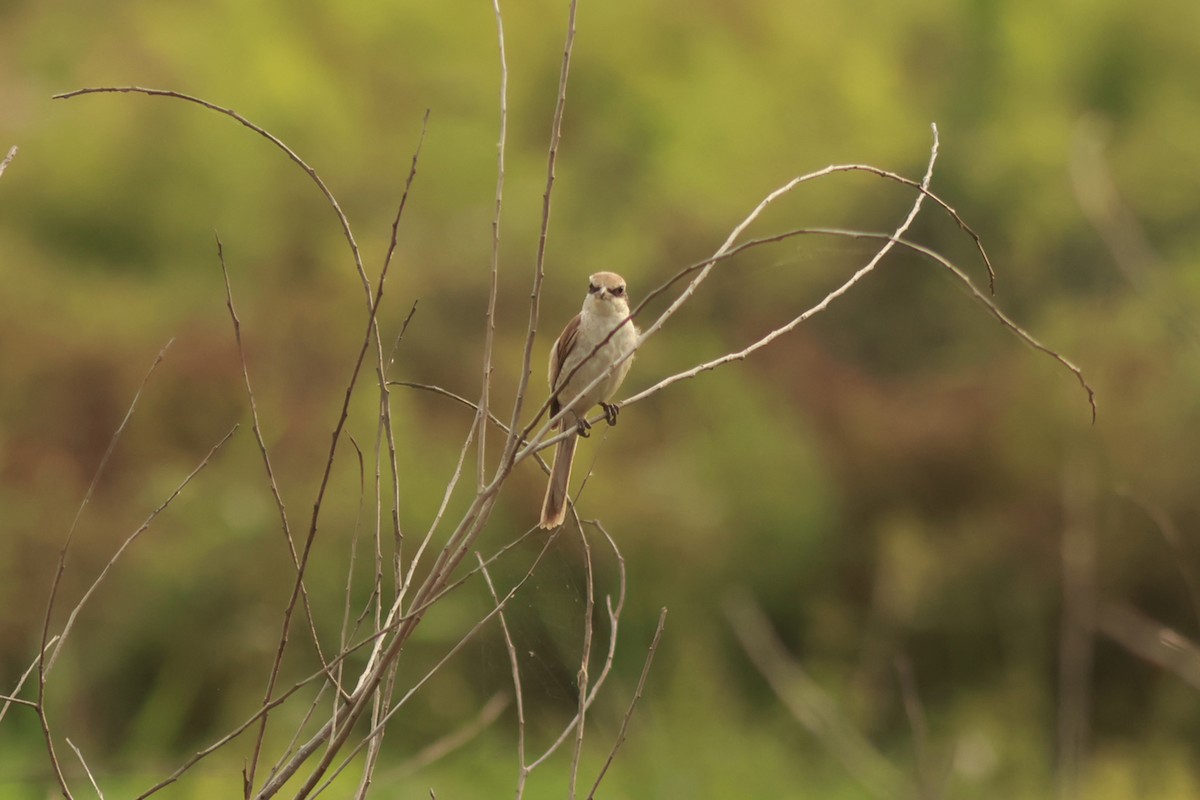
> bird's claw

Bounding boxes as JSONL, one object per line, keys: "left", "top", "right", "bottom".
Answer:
{"left": 575, "top": 418, "right": 592, "bottom": 438}
{"left": 600, "top": 402, "right": 620, "bottom": 427}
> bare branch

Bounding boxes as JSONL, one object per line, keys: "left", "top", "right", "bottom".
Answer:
{"left": 517, "top": 126, "right": 945, "bottom": 465}
{"left": 219, "top": 234, "right": 336, "bottom": 794}
{"left": 53, "top": 87, "right": 374, "bottom": 300}
{"left": 41, "top": 340, "right": 173, "bottom": 679}
{"left": 308, "top": 533, "right": 561, "bottom": 798}
{"left": 586, "top": 607, "right": 667, "bottom": 800}
{"left": 619, "top": 122, "right": 942, "bottom": 411}
{"left": 617, "top": 229, "right": 1097, "bottom": 424}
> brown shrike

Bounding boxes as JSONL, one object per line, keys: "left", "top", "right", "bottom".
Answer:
{"left": 538, "top": 272, "right": 639, "bottom": 529}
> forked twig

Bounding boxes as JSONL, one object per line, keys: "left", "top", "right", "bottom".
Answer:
{"left": 309, "top": 532, "right": 561, "bottom": 797}
{"left": 254, "top": 7, "right": 584, "bottom": 790}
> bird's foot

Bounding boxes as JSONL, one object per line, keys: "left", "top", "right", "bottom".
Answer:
{"left": 600, "top": 401, "right": 620, "bottom": 427}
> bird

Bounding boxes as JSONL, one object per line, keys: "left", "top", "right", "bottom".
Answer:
{"left": 538, "top": 271, "right": 639, "bottom": 529}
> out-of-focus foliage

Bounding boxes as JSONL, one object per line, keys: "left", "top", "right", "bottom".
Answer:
{"left": 2, "top": 0, "right": 1199, "bottom": 797}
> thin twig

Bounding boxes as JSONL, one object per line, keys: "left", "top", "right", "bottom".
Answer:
{"left": 376, "top": 693, "right": 510, "bottom": 782}
{"left": 527, "top": 520, "right": 627, "bottom": 771}
{"left": 265, "top": 681, "right": 329, "bottom": 792}
{"left": 0, "top": 145, "right": 16, "bottom": 178}
{"left": 1, "top": 635, "right": 58, "bottom": 725}
{"left": 618, "top": 122, "right": 941, "bottom": 411}
{"left": 220, "top": 249, "right": 335, "bottom": 795}
{"left": 477, "top": 0, "right": 508, "bottom": 490}
{"left": 478, "top": 554, "right": 529, "bottom": 797}
{"left": 353, "top": 117, "right": 431, "bottom": 800}
{"left": 217, "top": 237, "right": 297, "bottom": 561}
{"left": 41, "top": 340, "right": 174, "bottom": 678}
{"left": 54, "top": 86, "right": 433, "bottom": 798}
{"left": 54, "top": 87, "right": 374, "bottom": 299}
{"left": 221, "top": 230, "right": 344, "bottom": 682}
{"left": 517, "top": 126, "right": 944, "bottom": 463}
{"left": 586, "top": 607, "right": 667, "bottom": 800}
{"left": 402, "top": 421, "right": 479, "bottom": 600}
{"left": 309, "top": 532, "right": 561, "bottom": 798}
{"left": 569, "top": 522, "right": 597, "bottom": 800}
{"left": 136, "top": 647, "right": 368, "bottom": 798}
{"left": 390, "top": 381, "right": 543, "bottom": 461}
{"left": 67, "top": 738, "right": 106, "bottom": 799}
{"left": 373, "top": 110, "right": 429, "bottom": 609}
{"left": 501, "top": 0, "right": 579, "bottom": 465}
{"left": 43, "top": 425, "right": 236, "bottom": 670}
{"left": 338, "top": 435, "right": 368, "bottom": 704}
{"left": 251, "top": 214, "right": 406, "bottom": 795}
{"left": 616, "top": 229, "right": 1097, "bottom": 423}
{"left": 41, "top": 425, "right": 237, "bottom": 800}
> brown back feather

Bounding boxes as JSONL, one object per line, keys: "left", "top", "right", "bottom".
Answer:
{"left": 549, "top": 313, "right": 582, "bottom": 419}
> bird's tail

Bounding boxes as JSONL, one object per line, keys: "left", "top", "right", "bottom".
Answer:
{"left": 538, "top": 432, "right": 577, "bottom": 529}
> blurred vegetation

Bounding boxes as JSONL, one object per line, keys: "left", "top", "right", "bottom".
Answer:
{"left": 2, "top": 0, "right": 1200, "bottom": 797}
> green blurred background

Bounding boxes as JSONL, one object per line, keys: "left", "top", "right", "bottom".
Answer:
{"left": 3, "top": 0, "right": 1200, "bottom": 797}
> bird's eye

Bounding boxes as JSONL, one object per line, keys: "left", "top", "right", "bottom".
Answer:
{"left": 611, "top": 286, "right": 625, "bottom": 296}
{"left": 588, "top": 283, "right": 599, "bottom": 294}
